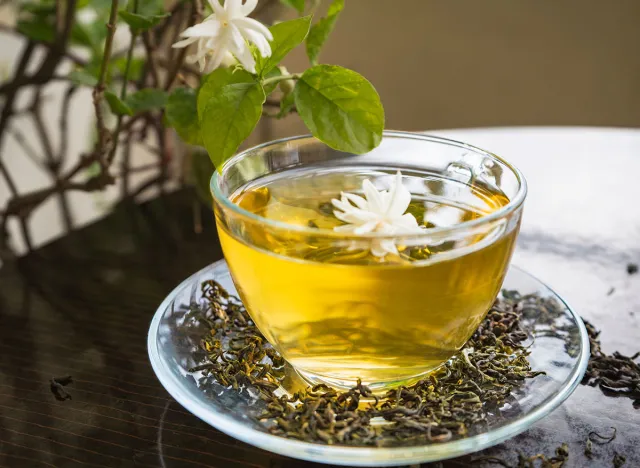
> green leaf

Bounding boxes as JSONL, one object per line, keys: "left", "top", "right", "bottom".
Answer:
{"left": 277, "top": 91, "right": 295, "bottom": 119}
{"left": 293, "top": 64, "right": 384, "bottom": 154}
{"left": 306, "top": 0, "right": 344, "bottom": 65}
{"left": 190, "top": 149, "right": 215, "bottom": 205}
{"left": 279, "top": 0, "right": 305, "bottom": 14}
{"left": 105, "top": 91, "right": 133, "bottom": 116}
{"left": 198, "top": 68, "right": 266, "bottom": 168}
{"left": 17, "top": 18, "right": 55, "bottom": 43}
{"left": 113, "top": 57, "right": 145, "bottom": 82}
{"left": 166, "top": 87, "right": 202, "bottom": 146}
{"left": 70, "top": 22, "right": 94, "bottom": 48}
{"left": 118, "top": 10, "right": 169, "bottom": 33}
{"left": 125, "top": 88, "right": 168, "bottom": 114}
{"left": 68, "top": 69, "right": 98, "bottom": 87}
{"left": 256, "top": 16, "right": 312, "bottom": 76}
{"left": 19, "top": 2, "right": 56, "bottom": 16}
{"left": 132, "top": 0, "right": 165, "bottom": 16}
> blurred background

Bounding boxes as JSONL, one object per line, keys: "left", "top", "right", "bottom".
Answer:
{"left": 1, "top": 0, "right": 640, "bottom": 252}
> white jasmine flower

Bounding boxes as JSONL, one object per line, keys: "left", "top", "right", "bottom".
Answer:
{"left": 172, "top": 0, "right": 273, "bottom": 74}
{"left": 331, "top": 172, "right": 424, "bottom": 257}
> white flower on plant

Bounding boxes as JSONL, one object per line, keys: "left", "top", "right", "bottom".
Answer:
{"left": 172, "top": 0, "right": 273, "bottom": 74}
{"left": 331, "top": 172, "right": 425, "bottom": 257}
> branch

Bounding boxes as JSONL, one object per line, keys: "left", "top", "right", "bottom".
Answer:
{"left": 30, "top": 91, "right": 57, "bottom": 169}
{"left": 107, "top": 0, "right": 139, "bottom": 165}
{"left": 58, "top": 85, "right": 77, "bottom": 166}
{"left": 35, "top": 0, "right": 78, "bottom": 81}
{"left": 91, "top": 0, "right": 121, "bottom": 170}
{"left": 0, "top": 41, "right": 37, "bottom": 249}
{"left": 164, "top": 0, "right": 202, "bottom": 90}
{"left": 141, "top": 32, "right": 161, "bottom": 87}
{"left": 0, "top": 73, "right": 74, "bottom": 95}
{"left": 0, "top": 23, "right": 86, "bottom": 67}
{"left": 7, "top": 126, "right": 45, "bottom": 170}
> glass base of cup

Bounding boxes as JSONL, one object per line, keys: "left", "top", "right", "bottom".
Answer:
{"left": 294, "top": 364, "right": 444, "bottom": 394}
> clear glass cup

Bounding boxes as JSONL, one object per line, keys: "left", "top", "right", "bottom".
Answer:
{"left": 210, "top": 131, "right": 527, "bottom": 391}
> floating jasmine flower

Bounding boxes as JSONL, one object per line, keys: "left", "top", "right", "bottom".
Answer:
{"left": 331, "top": 172, "right": 424, "bottom": 257}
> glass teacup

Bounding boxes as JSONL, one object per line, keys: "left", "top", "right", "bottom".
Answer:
{"left": 211, "top": 132, "right": 526, "bottom": 391}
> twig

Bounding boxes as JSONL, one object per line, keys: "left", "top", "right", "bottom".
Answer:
{"left": 30, "top": 91, "right": 56, "bottom": 168}
{"left": 0, "top": 41, "right": 36, "bottom": 250}
{"left": 107, "top": 0, "right": 139, "bottom": 166}
{"left": 35, "top": 0, "right": 78, "bottom": 82}
{"left": 0, "top": 23, "right": 86, "bottom": 67}
{"left": 92, "top": 0, "right": 121, "bottom": 169}
{"left": 141, "top": 32, "right": 161, "bottom": 87}
{"left": 164, "top": 0, "right": 201, "bottom": 90}
{"left": 120, "top": 132, "right": 133, "bottom": 198}
{"left": 129, "top": 174, "right": 163, "bottom": 199}
{"left": 58, "top": 85, "right": 77, "bottom": 166}
{"left": 31, "top": 90, "right": 74, "bottom": 230}
{"left": 7, "top": 127, "right": 45, "bottom": 170}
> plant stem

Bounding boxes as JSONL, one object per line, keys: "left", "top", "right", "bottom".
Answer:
{"left": 92, "top": 0, "right": 120, "bottom": 169}
{"left": 261, "top": 73, "right": 300, "bottom": 87}
{"left": 107, "top": 0, "right": 139, "bottom": 165}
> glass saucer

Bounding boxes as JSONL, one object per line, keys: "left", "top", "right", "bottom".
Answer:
{"left": 147, "top": 260, "right": 589, "bottom": 467}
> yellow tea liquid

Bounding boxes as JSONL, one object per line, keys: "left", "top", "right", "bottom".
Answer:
{"left": 216, "top": 168, "right": 518, "bottom": 389}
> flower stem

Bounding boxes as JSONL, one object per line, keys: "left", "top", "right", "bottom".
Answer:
{"left": 261, "top": 73, "right": 300, "bottom": 87}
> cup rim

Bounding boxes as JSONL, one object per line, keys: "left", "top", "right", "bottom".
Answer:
{"left": 209, "top": 130, "right": 527, "bottom": 240}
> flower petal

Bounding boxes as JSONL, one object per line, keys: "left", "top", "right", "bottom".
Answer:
{"left": 233, "top": 16, "right": 273, "bottom": 41}
{"left": 353, "top": 220, "right": 378, "bottom": 234}
{"left": 394, "top": 213, "right": 422, "bottom": 231}
{"left": 371, "top": 239, "right": 397, "bottom": 257}
{"left": 362, "top": 179, "right": 384, "bottom": 214}
{"left": 238, "top": 27, "right": 272, "bottom": 57}
{"left": 331, "top": 198, "right": 352, "bottom": 213}
{"left": 204, "top": 46, "right": 227, "bottom": 73}
{"left": 334, "top": 224, "right": 359, "bottom": 233}
{"left": 181, "top": 20, "right": 221, "bottom": 38}
{"left": 341, "top": 192, "right": 368, "bottom": 210}
{"left": 240, "top": 0, "right": 258, "bottom": 16}
{"left": 228, "top": 24, "right": 246, "bottom": 50}
{"left": 172, "top": 37, "right": 197, "bottom": 48}
{"left": 225, "top": 0, "right": 243, "bottom": 17}
{"left": 230, "top": 39, "right": 257, "bottom": 73}
{"left": 208, "top": 0, "right": 225, "bottom": 16}
{"left": 385, "top": 172, "right": 411, "bottom": 217}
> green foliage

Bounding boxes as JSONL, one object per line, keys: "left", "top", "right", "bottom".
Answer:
{"left": 256, "top": 16, "right": 312, "bottom": 76}
{"left": 105, "top": 91, "right": 133, "bottom": 116}
{"left": 16, "top": 17, "right": 55, "bottom": 43}
{"left": 198, "top": 68, "right": 266, "bottom": 168}
{"left": 165, "top": 88, "right": 203, "bottom": 146}
{"left": 278, "top": 91, "right": 295, "bottom": 118}
{"left": 68, "top": 69, "right": 98, "bottom": 87}
{"left": 125, "top": 88, "right": 168, "bottom": 113}
{"left": 132, "top": 0, "right": 165, "bottom": 16}
{"left": 294, "top": 64, "right": 384, "bottom": 154}
{"left": 118, "top": 10, "right": 169, "bottom": 34}
{"left": 306, "top": 0, "right": 344, "bottom": 65}
{"left": 279, "top": 0, "right": 305, "bottom": 14}
{"left": 113, "top": 57, "right": 145, "bottom": 82}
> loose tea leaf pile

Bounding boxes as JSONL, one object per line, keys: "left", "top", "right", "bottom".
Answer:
{"left": 473, "top": 442, "right": 570, "bottom": 468}
{"left": 189, "top": 282, "right": 550, "bottom": 446}
{"left": 581, "top": 319, "right": 640, "bottom": 408}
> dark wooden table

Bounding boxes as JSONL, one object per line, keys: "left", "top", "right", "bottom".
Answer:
{"left": 1, "top": 128, "right": 639, "bottom": 467}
